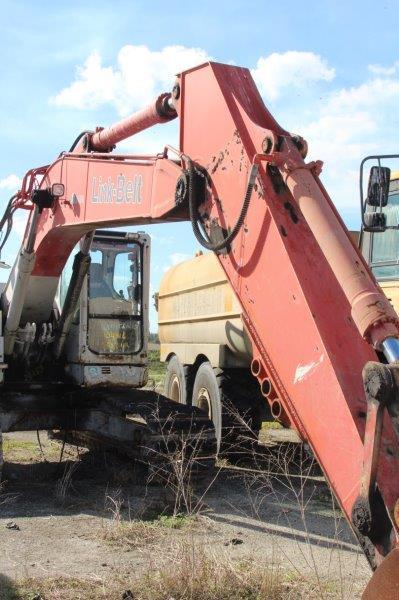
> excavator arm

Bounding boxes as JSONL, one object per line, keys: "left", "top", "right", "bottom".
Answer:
{"left": 4, "top": 61, "right": 399, "bottom": 573}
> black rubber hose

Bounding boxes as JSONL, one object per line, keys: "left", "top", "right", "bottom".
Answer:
{"left": 0, "top": 195, "right": 16, "bottom": 230}
{"left": 187, "top": 157, "right": 258, "bottom": 252}
{"left": 0, "top": 195, "right": 17, "bottom": 252}
{"left": 0, "top": 206, "right": 17, "bottom": 252}
{"left": 68, "top": 130, "right": 92, "bottom": 152}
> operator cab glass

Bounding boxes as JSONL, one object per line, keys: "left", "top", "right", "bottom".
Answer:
{"left": 367, "top": 178, "right": 399, "bottom": 280}
{"left": 88, "top": 238, "right": 142, "bottom": 355}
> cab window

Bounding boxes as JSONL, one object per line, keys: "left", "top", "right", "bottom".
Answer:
{"left": 370, "top": 184, "right": 399, "bottom": 280}
{"left": 87, "top": 242, "right": 142, "bottom": 355}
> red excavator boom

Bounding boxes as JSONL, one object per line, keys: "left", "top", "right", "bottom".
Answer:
{"left": 5, "top": 61, "right": 399, "bottom": 573}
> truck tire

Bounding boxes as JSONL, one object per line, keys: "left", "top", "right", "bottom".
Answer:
{"left": 192, "top": 362, "right": 262, "bottom": 456}
{"left": 192, "top": 362, "right": 223, "bottom": 452}
{"left": 164, "top": 355, "right": 193, "bottom": 405}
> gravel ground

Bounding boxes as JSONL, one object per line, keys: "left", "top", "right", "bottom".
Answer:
{"left": 0, "top": 431, "right": 369, "bottom": 598}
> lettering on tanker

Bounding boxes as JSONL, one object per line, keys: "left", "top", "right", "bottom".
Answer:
{"left": 91, "top": 174, "right": 143, "bottom": 204}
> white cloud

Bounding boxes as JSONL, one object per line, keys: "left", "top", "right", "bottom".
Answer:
{"left": 289, "top": 72, "right": 399, "bottom": 214}
{"left": 368, "top": 62, "right": 399, "bottom": 76}
{"left": 251, "top": 51, "right": 335, "bottom": 101}
{"left": 50, "top": 44, "right": 210, "bottom": 116}
{"left": 49, "top": 46, "right": 399, "bottom": 222}
{"left": 251, "top": 55, "right": 399, "bottom": 215}
{"left": 0, "top": 174, "right": 22, "bottom": 191}
{"left": 51, "top": 48, "right": 335, "bottom": 114}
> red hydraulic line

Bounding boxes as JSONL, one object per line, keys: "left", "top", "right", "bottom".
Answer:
{"left": 90, "top": 92, "right": 177, "bottom": 151}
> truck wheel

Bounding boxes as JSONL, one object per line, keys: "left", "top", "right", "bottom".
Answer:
{"left": 164, "top": 355, "right": 192, "bottom": 404}
{"left": 192, "top": 362, "right": 223, "bottom": 452}
{"left": 192, "top": 363, "right": 262, "bottom": 457}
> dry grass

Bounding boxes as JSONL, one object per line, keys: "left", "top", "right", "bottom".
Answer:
{"left": 100, "top": 492, "right": 204, "bottom": 550}
{"left": 146, "top": 348, "right": 166, "bottom": 390}
{"left": 238, "top": 442, "right": 365, "bottom": 599}
{"left": 2, "top": 435, "right": 79, "bottom": 464}
{"left": 54, "top": 460, "right": 79, "bottom": 504}
{"left": 102, "top": 494, "right": 164, "bottom": 550}
{"left": 135, "top": 541, "right": 338, "bottom": 600}
{"left": 1, "top": 429, "right": 361, "bottom": 599}
{"left": 102, "top": 516, "right": 169, "bottom": 549}
{"left": 1, "top": 574, "right": 120, "bottom": 600}
{"left": 2, "top": 540, "right": 340, "bottom": 600}
{"left": 3, "top": 438, "right": 39, "bottom": 462}
{"left": 0, "top": 361, "right": 365, "bottom": 598}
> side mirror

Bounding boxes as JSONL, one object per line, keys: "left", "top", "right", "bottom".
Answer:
{"left": 366, "top": 166, "right": 391, "bottom": 207}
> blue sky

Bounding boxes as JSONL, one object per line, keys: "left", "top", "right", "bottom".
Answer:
{"left": 1, "top": 0, "right": 399, "bottom": 330}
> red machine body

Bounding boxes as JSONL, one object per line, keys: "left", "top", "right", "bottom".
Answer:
{"left": 9, "top": 61, "right": 399, "bottom": 569}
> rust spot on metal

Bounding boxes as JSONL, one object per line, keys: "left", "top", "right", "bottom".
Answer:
{"left": 284, "top": 201, "right": 299, "bottom": 224}
{"left": 211, "top": 150, "right": 225, "bottom": 174}
{"left": 233, "top": 129, "right": 241, "bottom": 144}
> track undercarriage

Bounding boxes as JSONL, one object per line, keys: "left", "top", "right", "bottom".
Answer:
{"left": 0, "top": 383, "right": 216, "bottom": 484}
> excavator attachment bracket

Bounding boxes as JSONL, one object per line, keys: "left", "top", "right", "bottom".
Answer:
{"left": 352, "top": 361, "right": 399, "bottom": 566}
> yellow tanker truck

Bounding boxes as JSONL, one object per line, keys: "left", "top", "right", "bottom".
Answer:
{"left": 157, "top": 251, "right": 270, "bottom": 454}
{"left": 158, "top": 169, "right": 399, "bottom": 453}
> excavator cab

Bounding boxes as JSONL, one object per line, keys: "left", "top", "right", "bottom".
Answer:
{"left": 57, "top": 230, "right": 150, "bottom": 387}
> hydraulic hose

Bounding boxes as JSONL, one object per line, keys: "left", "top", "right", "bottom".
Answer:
{"left": 68, "top": 130, "right": 92, "bottom": 152}
{"left": 187, "top": 157, "right": 258, "bottom": 252}
{"left": 0, "top": 194, "right": 17, "bottom": 252}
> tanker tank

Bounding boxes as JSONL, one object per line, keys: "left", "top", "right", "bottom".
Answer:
{"left": 158, "top": 252, "right": 252, "bottom": 368}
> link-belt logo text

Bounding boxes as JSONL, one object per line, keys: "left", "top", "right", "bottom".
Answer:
{"left": 91, "top": 174, "right": 143, "bottom": 204}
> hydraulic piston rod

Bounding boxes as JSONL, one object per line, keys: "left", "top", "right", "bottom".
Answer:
{"left": 90, "top": 92, "right": 177, "bottom": 151}
{"left": 283, "top": 159, "right": 399, "bottom": 350}
{"left": 3, "top": 205, "right": 41, "bottom": 355}
{"left": 53, "top": 231, "right": 94, "bottom": 359}
{"left": 382, "top": 337, "right": 399, "bottom": 363}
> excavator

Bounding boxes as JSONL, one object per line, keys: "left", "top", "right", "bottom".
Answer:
{"left": 1, "top": 61, "right": 399, "bottom": 596}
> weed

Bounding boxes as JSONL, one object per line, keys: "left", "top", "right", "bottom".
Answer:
{"left": 240, "top": 441, "right": 365, "bottom": 599}
{"left": 3, "top": 542, "right": 342, "bottom": 600}
{"left": 2, "top": 434, "right": 78, "bottom": 466}
{"left": 101, "top": 491, "right": 204, "bottom": 550}
{"left": 2, "top": 575, "right": 119, "bottom": 600}
{"left": 147, "top": 349, "right": 166, "bottom": 390}
{"left": 102, "top": 516, "right": 167, "bottom": 550}
{"left": 156, "top": 513, "right": 197, "bottom": 529}
{"left": 3, "top": 438, "right": 41, "bottom": 463}
{"left": 54, "top": 460, "right": 78, "bottom": 504}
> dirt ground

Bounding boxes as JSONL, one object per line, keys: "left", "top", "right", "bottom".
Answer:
{"left": 0, "top": 431, "right": 370, "bottom": 599}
